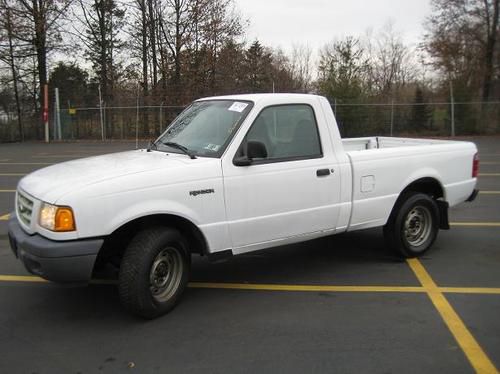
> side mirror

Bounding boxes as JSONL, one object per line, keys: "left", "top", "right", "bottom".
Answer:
{"left": 247, "top": 141, "right": 267, "bottom": 159}
{"left": 233, "top": 141, "right": 268, "bottom": 167}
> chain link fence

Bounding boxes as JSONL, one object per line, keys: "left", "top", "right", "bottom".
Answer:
{"left": 1, "top": 101, "right": 499, "bottom": 142}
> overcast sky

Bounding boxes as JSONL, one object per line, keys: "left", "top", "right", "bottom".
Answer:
{"left": 235, "top": 0, "right": 432, "bottom": 52}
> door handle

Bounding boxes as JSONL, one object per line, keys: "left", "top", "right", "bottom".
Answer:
{"left": 316, "top": 168, "right": 330, "bottom": 177}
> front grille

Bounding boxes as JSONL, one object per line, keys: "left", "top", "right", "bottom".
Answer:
{"left": 17, "top": 191, "right": 34, "bottom": 226}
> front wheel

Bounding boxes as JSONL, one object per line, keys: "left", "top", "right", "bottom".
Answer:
{"left": 384, "top": 192, "right": 439, "bottom": 258}
{"left": 118, "top": 227, "right": 190, "bottom": 319}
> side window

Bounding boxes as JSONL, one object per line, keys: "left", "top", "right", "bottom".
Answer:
{"left": 241, "top": 104, "right": 322, "bottom": 161}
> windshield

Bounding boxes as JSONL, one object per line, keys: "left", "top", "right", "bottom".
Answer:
{"left": 155, "top": 100, "right": 253, "bottom": 158}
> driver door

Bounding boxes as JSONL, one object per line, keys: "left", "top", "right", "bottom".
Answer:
{"left": 222, "top": 103, "right": 342, "bottom": 254}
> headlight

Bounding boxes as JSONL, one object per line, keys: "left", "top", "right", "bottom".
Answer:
{"left": 39, "top": 203, "right": 76, "bottom": 232}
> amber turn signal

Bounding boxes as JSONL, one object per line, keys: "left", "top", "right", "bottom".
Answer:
{"left": 54, "top": 207, "right": 76, "bottom": 232}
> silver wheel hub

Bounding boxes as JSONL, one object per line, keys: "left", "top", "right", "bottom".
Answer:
{"left": 149, "top": 247, "right": 183, "bottom": 302}
{"left": 404, "top": 206, "right": 432, "bottom": 248}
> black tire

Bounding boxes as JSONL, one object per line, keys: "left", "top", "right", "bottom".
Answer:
{"left": 383, "top": 192, "right": 440, "bottom": 258}
{"left": 118, "top": 227, "right": 190, "bottom": 319}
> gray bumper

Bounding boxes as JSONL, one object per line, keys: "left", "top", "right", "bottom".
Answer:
{"left": 7, "top": 215, "right": 104, "bottom": 283}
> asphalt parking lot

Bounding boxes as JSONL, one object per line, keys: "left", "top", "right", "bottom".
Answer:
{"left": 0, "top": 138, "right": 499, "bottom": 374}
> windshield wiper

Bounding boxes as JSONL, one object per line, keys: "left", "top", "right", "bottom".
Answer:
{"left": 146, "top": 139, "right": 158, "bottom": 152}
{"left": 161, "top": 141, "right": 197, "bottom": 159}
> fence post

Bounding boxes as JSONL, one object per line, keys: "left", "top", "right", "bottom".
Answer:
{"left": 390, "top": 100, "right": 394, "bottom": 136}
{"left": 98, "top": 84, "right": 104, "bottom": 141}
{"left": 159, "top": 102, "right": 164, "bottom": 134}
{"left": 135, "top": 84, "right": 140, "bottom": 149}
{"left": 450, "top": 81, "right": 455, "bottom": 137}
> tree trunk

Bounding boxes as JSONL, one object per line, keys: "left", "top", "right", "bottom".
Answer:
{"left": 6, "top": 7, "right": 24, "bottom": 141}
{"left": 147, "top": 0, "right": 158, "bottom": 87}
{"left": 482, "top": 0, "right": 499, "bottom": 103}
{"left": 34, "top": 0, "right": 47, "bottom": 140}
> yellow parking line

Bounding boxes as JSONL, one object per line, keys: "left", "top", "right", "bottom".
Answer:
{"left": 0, "top": 213, "right": 10, "bottom": 221}
{"left": 479, "top": 173, "right": 500, "bottom": 177}
{"left": 479, "top": 191, "right": 500, "bottom": 195}
{"left": 187, "top": 282, "right": 426, "bottom": 293}
{"left": 0, "top": 190, "right": 15, "bottom": 193}
{"left": 481, "top": 161, "right": 500, "bottom": 165}
{"left": 0, "top": 173, "right": 26, "bottom": 176}
{"left": 451, "top": 222, "right": 500, "bottom": 227}
{"left": 0, "top": 275, "right": 48, "bottom": 283}
{"left": 407, "top": 259, "right": 498, "bottom": 374}
{"left": 0, "top": 275, "right": 426, "bottom": 292}
{"left": 440, "top": 287, "right": 500, "bottom": 295}
{"left": 1, "top": 275, "right": 500, "bottom": 298}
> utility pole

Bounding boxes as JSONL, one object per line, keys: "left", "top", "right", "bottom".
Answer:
{"left": 55, "top": 87, "right": 61, "bottom": 140}
{"left": 43, "top": 84, "right": 49, "bottom": 143}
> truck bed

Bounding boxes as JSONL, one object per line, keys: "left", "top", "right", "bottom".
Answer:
{"left": 339, "top": 136, "right": 477, "bottom": 233}
{"left": 342, "top": 136, "right": 452, "bottom": 152}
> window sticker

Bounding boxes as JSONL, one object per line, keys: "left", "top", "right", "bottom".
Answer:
{"left": 204, "top": 143, "right": 221, "bottom": 151}
{"left": 228, "top": 102, "right": 248, "bottom": 113}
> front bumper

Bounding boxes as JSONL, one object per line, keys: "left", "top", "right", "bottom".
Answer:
{"left": 7, "top": 215, "right": 104, "bottom": 283}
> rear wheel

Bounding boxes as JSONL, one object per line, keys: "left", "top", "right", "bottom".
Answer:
{"left": 384, "top": 192, "right": 439, "bottom": 258}
{"left": 118, "top": 227, "right": 190, "bottom": 319}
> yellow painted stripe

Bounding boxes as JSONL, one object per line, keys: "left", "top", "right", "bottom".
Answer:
{"left": 479, "top": 191, "right": 500, "bottom": 195}
{"left": 0, "top": 213, "right": 10, "bottom": 221}
{"left": 0, "top": 173, "right": 26, "bottom": 176}
{"left": 440, "top": 287, "right": 500, "bottom": 295}
{"left": 0, "top": 190, "right": 15, "bottom": 193}
{"left": 479, "top": 173, "right": 500, "bottom": 177}
{"left": 451, "top": 222, "right": 500, "bottom": 227}
{"left": 481, "top": 161, "right": 500, "bottom": 165}
{"left": 0, "top": 275, "right": 426, "bottom": 292}
{"left": 0, "top": 274, "right": 500, "bottom": 297}
{"left": 187, "top": 282, "right": 426, "bottom": 293}
{"left": 407, "top": 259, "right": 498, "bottom": 374}
{"left": 0, "top": 275, "right": 48, "bottom": 283}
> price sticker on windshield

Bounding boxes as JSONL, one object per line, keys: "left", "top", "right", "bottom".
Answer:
{"left": 228, "top": 102, "right": 248, "bottom": 113}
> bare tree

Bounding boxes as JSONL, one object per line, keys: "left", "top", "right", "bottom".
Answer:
{"left": 0, "top": 1, "right": 24, "bottom": 140}
{"left": 75, "top": 0, "right": 125, "bottom": 104}
{"left": 425, "top": 0, "right": 500, "bottom": 102}
{"left": 289, "top": 43, "right": 313, "bottom": 92}
{"left": 12, "top": 0, "right": 72, "bottom": 137}
{"left": 365, "top": 23, "right": 416, "bottom": 98}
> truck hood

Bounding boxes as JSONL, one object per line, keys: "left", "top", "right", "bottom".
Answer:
{"left": 18, "top": 150, "right": 210, "bottom": 203}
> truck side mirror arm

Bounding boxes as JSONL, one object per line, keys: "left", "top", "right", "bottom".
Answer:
{"left": 233, "top": 156, "right": 253, "bottom": 166}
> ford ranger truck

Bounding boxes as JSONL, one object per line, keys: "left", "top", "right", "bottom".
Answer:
{"left": 8, "top": 94, "right": 479, "bottom": 318}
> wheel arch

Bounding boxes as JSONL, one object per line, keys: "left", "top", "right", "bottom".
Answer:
{"left": 387, "top": 177, "right": 448, "bottom": 229}
{"left": 399, "top": 177, "right": 445, "bottom": 200}
{"left": 94, "top": 214, "right": 209, "bottom": 272}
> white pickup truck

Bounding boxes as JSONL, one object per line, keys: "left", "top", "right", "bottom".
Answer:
{"left": 8, "top": 94, "right": 479, "bottom": 318}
